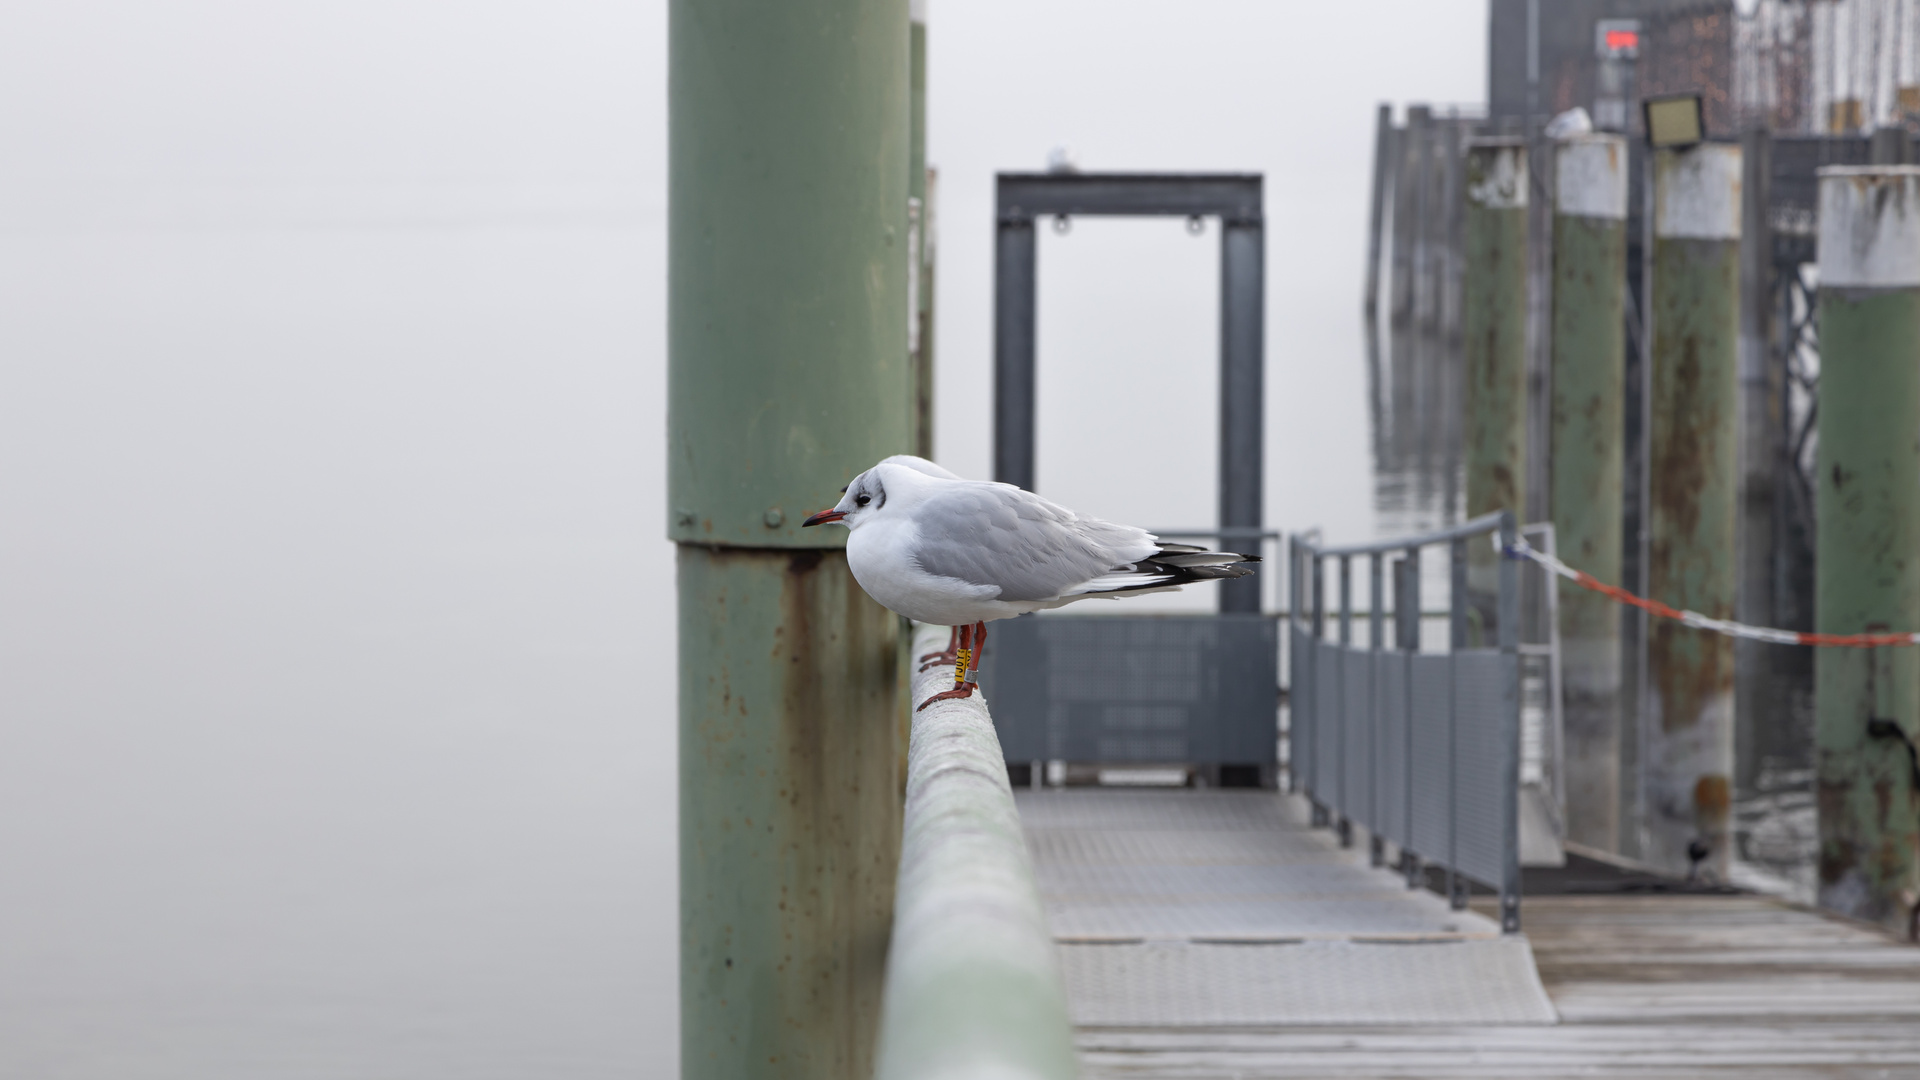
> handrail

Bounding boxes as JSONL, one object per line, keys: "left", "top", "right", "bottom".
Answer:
{"left": 1287, "top": 511, "right": 1525, "bottom": 933}
{"left": 1293, "top": 510, "right": 1507, "bottom": 558}
{"left": 872, "top": 624, "right": 1079, "bottom": 1080}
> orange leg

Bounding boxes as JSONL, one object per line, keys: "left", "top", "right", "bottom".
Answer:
{"left": 918, "top": 625, "right": 960, "bottom": 672}
{"left": 916, "top": 622, "right": 978, "bottom": 711}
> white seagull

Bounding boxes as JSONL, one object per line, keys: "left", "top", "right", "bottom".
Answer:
{"left": 802, "top": 455, "right": 1259, "bottom": 710}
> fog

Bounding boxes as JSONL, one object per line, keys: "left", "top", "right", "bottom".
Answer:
{"left": 0, "top": 3, "right": 1476, "bottom": 1076}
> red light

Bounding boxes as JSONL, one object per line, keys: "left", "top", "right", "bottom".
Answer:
{"left": 1605, "top": 29, "right": 1639, "bottom": 51}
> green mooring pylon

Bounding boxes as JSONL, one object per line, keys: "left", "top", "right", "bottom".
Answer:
{"left": 669, "top": 0, "right": 912, "bottom": 1075}
{"left": 1813, "top": 166, "right": 1920, "bottom": 933}
{"left": 1549, "top": 133, "right": 1629, "bottom": 853}
{"left": 1644, "top": 142, "right": 1741, "bottom": 881}
{"left": 1462, "top": 137, "right": 1528, "bottom": 630}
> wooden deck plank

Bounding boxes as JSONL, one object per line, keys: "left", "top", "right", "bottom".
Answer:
{"left": 1078, "top": 887, "right": 1920, "bottom": 1077}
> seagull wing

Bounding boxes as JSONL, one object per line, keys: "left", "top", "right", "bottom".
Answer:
{"left": 907, "top": 483, "right": 1161, "bottom": 602}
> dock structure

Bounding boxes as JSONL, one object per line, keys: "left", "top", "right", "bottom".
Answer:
{"left": 882, "top": 608, "right": 1920, "bottom": 1077}
{"left": 1025, "top": 788, "right": 1920, "bottom": 1078}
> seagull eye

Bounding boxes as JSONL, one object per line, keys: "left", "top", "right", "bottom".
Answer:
{"left": 855, "top": 494, "right": 872, "bottom": 507}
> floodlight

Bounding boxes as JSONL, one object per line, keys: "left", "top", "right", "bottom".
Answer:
{"left": 1644, "top": 94, "right": 1705, "bottom": 149}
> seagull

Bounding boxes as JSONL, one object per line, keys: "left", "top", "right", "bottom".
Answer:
{"left": 802, "top": 457, "right": 1260, "bottom": 711}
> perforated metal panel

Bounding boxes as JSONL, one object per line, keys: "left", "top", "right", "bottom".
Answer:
{"left": 1313, "top": 641, "right": 1341, "bottom": 806}
{"left": 1018, "top": 789, "right": 1556, "bottom": 1026}
{"left": 1376, "top": 653, "right": 1410, "bottom": 849}
{"left": 1454, "top": 649, "right": 1516, "bottom": 887}
{"left": 1341, "top": 648, "right": 1374, "bottom": 825}
{"left": 1408, "top": 654, "right": 1453, "bottom": 861}
{"left": 986, "top": 614, "right": 1278, "bottom": 765}
{"left": 1057, "top": 939, "right": 1557, "bottom": 1026}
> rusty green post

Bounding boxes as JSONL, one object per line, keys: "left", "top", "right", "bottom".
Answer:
{"left": 916, "top": 165, "right": 937, "bottom": 459}
{"left": 1644, "top": 142, "right": 1741, "bottom": 880}
{"left": 670, "top": 0, "right": 910, "bottom": 1076}
{"left": 1462, "top": 137, "right": 1529, "bottom": 632}
{"left": 1813, "top": 166, "right": 1920, "bottom": 933}
{"left": 1549, "top": 134, "right": 1629, "bottom": 852}
{"left": 908, "top": 0, "right": 933, "bottom": 458}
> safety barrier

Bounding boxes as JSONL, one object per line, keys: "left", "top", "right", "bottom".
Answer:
{"left": 1290, "top": 511, "right": 1524, "bottom": 932}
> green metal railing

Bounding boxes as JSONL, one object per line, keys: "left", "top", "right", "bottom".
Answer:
{"left": 872, "top": 624, "right": 1079, "bottom": 1080}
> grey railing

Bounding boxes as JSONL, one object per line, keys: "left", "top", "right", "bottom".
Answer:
{"left": 1289, "top": 511, "right": 1525, "bottom": 932}
{"left": 872, "top": 623, "right": 1078, "bottom": 1080}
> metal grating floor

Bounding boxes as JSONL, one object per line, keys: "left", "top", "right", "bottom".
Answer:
{"left": 1018, "top": 789, "right": 1557, "bottom": 1026}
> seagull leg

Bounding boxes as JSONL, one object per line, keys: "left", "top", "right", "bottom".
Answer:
{"left": 918, "top": 625, "right": 960, "bottom": 672}
{"left": 968, "top": 621, "right": 987, "bottom": 682}
{"left": 916, "top": 622, "right": 978, "bottom": 711}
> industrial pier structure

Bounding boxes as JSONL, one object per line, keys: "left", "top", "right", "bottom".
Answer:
{"left": 1368, "top": 0, "right": 1920, "bottom": 935}
{"left": 668, "top": 2, "right": 1920, "bottom": 1076}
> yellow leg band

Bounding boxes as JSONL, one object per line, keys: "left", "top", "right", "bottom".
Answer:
{"left": 954, "top": 647, "right": 971, "bottom": 687}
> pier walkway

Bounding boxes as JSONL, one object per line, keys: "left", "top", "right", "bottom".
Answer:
{"left": 1018, "top": 787, "right": 1920, "bottom": 1078}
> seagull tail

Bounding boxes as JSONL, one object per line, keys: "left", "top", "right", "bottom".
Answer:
{"left": 1070, "top": 546, "right": 1260, "bottom": 598}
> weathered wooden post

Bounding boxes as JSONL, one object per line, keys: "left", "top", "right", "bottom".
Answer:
{"left": 669, "top": 0, "right": 910, "bottom": 1075}
{"left": 1549, "top": 133, "right": 1628, "bottom": 852}
{"left": 1813, "top": 166, "right": 1920, "bottom": 932}
{"left": 1644, "top": 142, "right": 1741, "bottom": 880}
{"left": 1462, "top": 137, "right": 1529, "bottom": 632}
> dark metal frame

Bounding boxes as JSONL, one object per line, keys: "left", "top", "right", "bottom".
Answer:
{"left": 994, "top": 172, "right": 1265, "bottom": 613}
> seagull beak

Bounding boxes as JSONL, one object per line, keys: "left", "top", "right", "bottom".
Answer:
{"left": 801, "top": 508, "right": 847, "bottom": 527}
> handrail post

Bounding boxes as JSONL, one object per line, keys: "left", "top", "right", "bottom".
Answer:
{"left": 1310, "top": 551, "right": 1329, "bottom": 828}
{"left": 1312, "top": 553, "right": 1326, "bottom": 639}
{"left": 1369, "top": 553, "right": 1387, "bottom": 867}
{"left": 1399, "top": 546, "right": 1423, "bottom": 889}
{"left": 1337, "top": 555, "right": 1354, "bottom": 847}
{"left": 1497, "top": 512, "right": 1524, "bottom": 932}
{"left": 1447, "top": 537, "right": 1469, "bottom": 910}
{"left": 1289, "top": 536, "right": 1312, "bottom": 801}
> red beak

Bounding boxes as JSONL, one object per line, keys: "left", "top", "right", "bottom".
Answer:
{"left": 802, "top": 508, "right": 847, "bottom": 527}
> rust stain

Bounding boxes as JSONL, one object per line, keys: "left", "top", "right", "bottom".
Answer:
{"left": 1693, "top": 774, "right": 1731, "bottom": 815}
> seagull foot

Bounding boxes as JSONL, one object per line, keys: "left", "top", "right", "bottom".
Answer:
{"left": 918, "top": 627, "right": 962, "bottom": 670}
{"left": 915, "top": 682, "right": 977, "bottom": 712}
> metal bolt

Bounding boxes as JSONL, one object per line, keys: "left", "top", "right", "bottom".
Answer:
{"left": 763, "top": 508, "right": 785, "bottom": 528}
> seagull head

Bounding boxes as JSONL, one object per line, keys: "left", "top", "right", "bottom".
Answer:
{"left": 802, "top": 468, "right": 887, "bottom": 529}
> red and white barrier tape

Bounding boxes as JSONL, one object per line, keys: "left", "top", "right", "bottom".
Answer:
{"left": 1502, "top": 535, "right": 1920, "bottom": 649}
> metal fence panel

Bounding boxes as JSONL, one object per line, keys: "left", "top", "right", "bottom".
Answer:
{"left": 1453, "top": 649, "right": 1515, "bottom": 887}
{"left": 986, "top": 614, "right": 1279, "bottom": 764}
{"left": 1376, "top": 652, "right": 1410, "bottom": 848}
{"left": 1341, "top": 646, "right": 1374, "bottom": 829}
{"left": 1314, "top": 640, "right": 1342, "bottom": 809}
{"left": 1408, "top": 654, "right": 1452, "bottom": 859}
{"left": 1293, "top": 512, "right": 1524, "bottom": 932}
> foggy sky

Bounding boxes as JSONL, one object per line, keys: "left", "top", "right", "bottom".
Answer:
{"left": 0, "top": 3, "right": 1479, "bottom": 1076}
